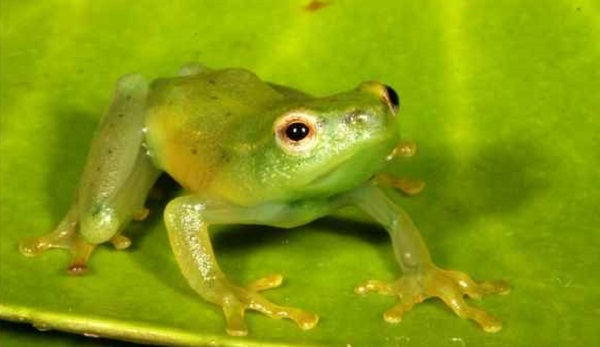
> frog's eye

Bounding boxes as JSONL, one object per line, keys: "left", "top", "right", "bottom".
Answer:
{"left": 357, "top": 81, "right": 400, "bottom": 114}
{"left": 275, "top": 111, "right": 318, "bottom": 154}
{"left": 286, "top": 122, "right": 310, "bottom": 141}
{"left": 382, "top": 85, "right": 400, "bottom": 113}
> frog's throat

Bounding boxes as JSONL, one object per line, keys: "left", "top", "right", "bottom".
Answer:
{"left": 306, "top": 147, "right": 390, "bottom": 191}
{"left": 309, "top": 152, "right": 354, "bottom": 184}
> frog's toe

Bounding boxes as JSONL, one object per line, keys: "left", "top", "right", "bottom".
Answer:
{"left": 396, "top": 140, "right": 417, "bottom": 158}
{"left": 354, "top": 279, "right": 395, "bottom": 296}
{"left": 356, "top": 278, "right": 420, "bottom": 323}
{"left": 396, "top": 178, "right": 425, "bottom": 196}
{"left": 110, "top": 234, "right": 132, "bottom": 250}
{"left": 223, "top": 300, "right": 249, "bottom": 336}
{"left": 20, "top": 230, "right": 73, "bottom": 256}
{"left": 67, "top": 263, "right": 88, "bottom": 276}
{"left": 382, "top": 297, "right": 418, "bottom": 324}
{"left": 20, "top": 237, "right": 52, "bottom": 256}
{"left": 444, "top": 269, "right": 511, "bottom": 299}
{"left": 66, "top": 238, "right": 96, "bottom": 276}
{"left": 20, "top": 206, "right": 79, "bottom": 257}
{"left": 426, "top": 270, "right": 507, "bottom": 332}
{"left": 246, "top": 274, "right": 283, "bottom": 291}
{"left": 132, "top": 207, "right": 150, "bottom": 221}
{"left": 374, "top": 175, "right": 425, "bottom": 196}
{"left": 242, "top": 290, "right": 319, "bottom": 331}
{"left": 438, "top": 288, "right": 503, "bottom": 332}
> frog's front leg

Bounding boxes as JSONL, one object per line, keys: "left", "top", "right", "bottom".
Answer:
{"left": 20, "top": 74, "right": 161, "bottom": 274}
{"left": 164, "top": 196, "right": 324, "bottom": 336}
{"left": 348, "top": 184, "right": 510, "bottom": 332}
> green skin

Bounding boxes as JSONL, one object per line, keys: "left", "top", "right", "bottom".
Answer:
{"left": 21, "top": 63, "right": 509, "bottom": 336}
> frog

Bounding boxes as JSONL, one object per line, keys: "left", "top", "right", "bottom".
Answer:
{"left": 20, "top": 63, "right": 509, "bottom": 336}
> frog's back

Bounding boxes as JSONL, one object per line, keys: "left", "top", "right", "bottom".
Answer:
{"left": 144, "top": 68, "right": 284, "bottom": 193}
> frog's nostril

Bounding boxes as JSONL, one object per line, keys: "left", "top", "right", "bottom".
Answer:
{"left": 383, "top": 85, "right": 400, "bottom": 113}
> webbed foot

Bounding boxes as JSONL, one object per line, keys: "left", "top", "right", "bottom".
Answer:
{"left": 355, "top": 266, "right": 510, "bottom": 332}
{"left": 20, "top": 228, "right": 96, "bottom": 275}
{"left": 215, "top": 274, "right": 319, "bottom": 336}
{"left": 19, "top": 206, "right": 133, "bottom": 274}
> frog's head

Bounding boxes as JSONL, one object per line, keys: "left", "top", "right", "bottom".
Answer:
{"left": 255, "top": 81, "right": 401, "bottom": 199}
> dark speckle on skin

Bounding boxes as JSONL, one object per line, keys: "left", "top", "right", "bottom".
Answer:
{"left": 108, "top": 149, "right": 113, "bottom": 154}
{"left": 210, "top": 95, "right": 218, "bottom": 100}
{"left": 209, "top": 79, "right": 216, "bottom": 85}
{"left": 220, "top": 150, "right": 231, "bottom": 163}
{"left": 191, "top": 148, "right": 198, "bottom": 155}
{"left": 118, "top": 113, "right": 124, "bottom": 118}
{"left": 225, "top": 111, "right": 232, "bottom": 117}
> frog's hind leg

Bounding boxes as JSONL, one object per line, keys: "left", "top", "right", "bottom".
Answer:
{"left": 20, "top": 74, "right": 161, "bottom": 274}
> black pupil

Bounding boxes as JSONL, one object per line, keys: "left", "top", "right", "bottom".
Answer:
{"left": 286, "top": 122, "right": 310, "bottom": 141}
{"left": 384, "top": 85, "right": 400, "bottom": 108}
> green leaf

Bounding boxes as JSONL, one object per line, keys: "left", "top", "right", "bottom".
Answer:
{"left": 1, "top": 0, "right": 598, "bottom": 346}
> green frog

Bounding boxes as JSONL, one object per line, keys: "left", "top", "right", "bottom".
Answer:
{"left": 21, "top": 63, "right": 509, "bottom": 336}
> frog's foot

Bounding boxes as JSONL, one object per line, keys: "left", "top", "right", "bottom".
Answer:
{"left": 355, "top": 267, "right": 510, "bottom": 333}
{"left": 217, "top": 274, "right": 319, "bottom": 336}
{"left": 20, "top": 227, "right": 96, "bottom": 276}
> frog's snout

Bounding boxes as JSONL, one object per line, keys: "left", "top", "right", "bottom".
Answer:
{"left": 358, "top": 81, "right": 400, "bottom": 115}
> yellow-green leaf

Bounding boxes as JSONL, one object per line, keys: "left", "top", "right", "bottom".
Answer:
{"left": 1, "top": 0, "right": 598, "bottom": 346}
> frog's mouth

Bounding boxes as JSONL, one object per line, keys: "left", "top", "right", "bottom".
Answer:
{"left": 304, "top": 143, "right": 394, "bottom": 193}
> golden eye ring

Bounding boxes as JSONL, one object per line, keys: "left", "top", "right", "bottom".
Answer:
{"left": 274, "top": 111, "right": 318, "bottom": 155}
